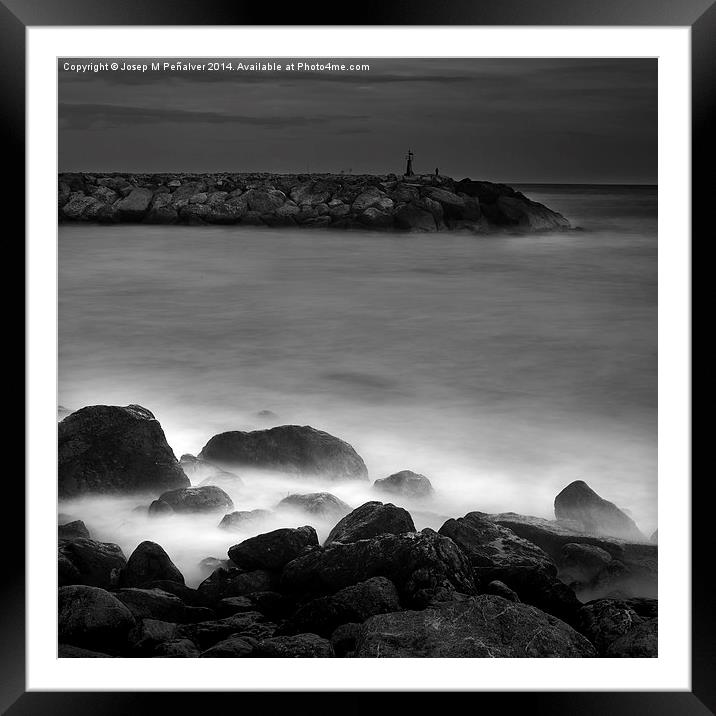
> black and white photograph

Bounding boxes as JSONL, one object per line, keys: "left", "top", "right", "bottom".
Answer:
{"left": 56, "top": 57, "right": 659, "bottom": 660}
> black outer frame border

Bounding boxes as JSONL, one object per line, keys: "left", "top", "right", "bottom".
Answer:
{"left": 6, "top": 1, "right": 709, "bottom": 713}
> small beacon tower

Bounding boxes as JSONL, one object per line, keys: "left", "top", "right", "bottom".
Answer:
{"left": 404, "top": 149, "right": 415, "bottom": 177}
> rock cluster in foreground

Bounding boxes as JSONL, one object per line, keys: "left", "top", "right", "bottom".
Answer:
{"left": 57, "top": 403, "right": 657, "bottom": 658}
{"left": 58, "top": 172, "right": 571, "bottom": 233}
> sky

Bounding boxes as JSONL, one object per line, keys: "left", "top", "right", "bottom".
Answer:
{"left": 58, "top": 58, "right": 657, "bottom": 184}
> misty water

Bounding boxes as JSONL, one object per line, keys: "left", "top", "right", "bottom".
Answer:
{"left": 59, "top": 184, "right": 657, "bottom": 586}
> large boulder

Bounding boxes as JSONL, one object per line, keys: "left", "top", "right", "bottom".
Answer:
{"left": 58, "top": 404, "right": 189, "bottom": 497}
{"left": 438, "top": 512, "right": 579, "bottom": 623}
{"left": 114, "top": 588, "right": 211, "bottom": 624}
{"left": 152, "top": 486, "right": 234, "bottom": 514}
{"left": 393, "top": 203, "right": 437, "bottom": 232}
{"left": 58, "top": 585, "right": 136, "bottom": 652}
{"left": 177, "top": 611, "right": 275, "bottom": 650}
{"left": 605, "top": 618, "right": 657, "bottom": 657}
{"left": 325, "top": 502, "right": 416, "bottom": 546}
{"left": 354, "top": 596, "right": 596, "bottom": 657}
{"left": 227, "top": 526, "right": 318, "bottom": 571}
{"left": 197, "top": 568, "right": 278, "bottom": 605}
{"left": 58, "top": 520, "right": 90, "bottom": 540}
{"left": 120, "top": 541, "right": 185, "bottom": 587}
{"left": 276, "top": 492, "right": 351, "bottom": 520}
{"left": 115, "top": 187, "right": 153, "bottom": 221}
{"left": 198, "top": 425, "right": 368, "bottom": 482}
{"left": 576, "top": 598, "right": 644, "bottom": 656}
{"left": 351, "top": 187, "right": 393, "bottom": 214}
{"left": 554, "top": 481, "right": 644, "bottom": 541}
{"left": 286, "top": 577, "right": 400, "bottom": 637}
{"left": 58, "top": 538, "right": 126, "bottom": 589}
{"left": 281, "top": 529, "right": 476, "bottom": 608}
{"left": 218, "top": 509, "right": 273, "bottom": 532}
{"left": 373, "top": 470, "right": 434, "bottom": 498}
{"left": 495, "top": 195, "right": 570, "bottom": 231}
{"left": 179, "top": 454, "right": 243, "bottom": 488}
{"left": 559, "top": 542, "right": 613, "bottom": 586}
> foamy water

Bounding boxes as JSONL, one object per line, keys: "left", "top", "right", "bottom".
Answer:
{"left": 58, "top": 185, "right": 657, "bottom": 582}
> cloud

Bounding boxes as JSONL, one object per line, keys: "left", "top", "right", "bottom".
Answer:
{"left": 59, "top": 102, "right": 368, "bottom": 130}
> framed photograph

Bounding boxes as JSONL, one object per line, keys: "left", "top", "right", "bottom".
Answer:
{"left": 10, "top": 0, "right": 707, "bottom": 712}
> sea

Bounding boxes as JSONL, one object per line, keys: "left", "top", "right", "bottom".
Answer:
{"left": 58, "top": 184, "right": 657, "bottom": 584}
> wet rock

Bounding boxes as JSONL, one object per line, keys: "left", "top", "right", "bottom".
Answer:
{"left": 254, "top": 633, "right": 334, "bottom": 658}
{"left": 559, "top": 542, "right": 613, "bottom": 585}
{"left": 215, "top": 596, "right": 254, "bottom": 617}
{"left": 200, "top": 635, "right": 256, "bottom": 657}
{"left": 153, "top": 485, "right": 234, "bottom": 513}
{"left": 58, "top": 538, "right": 126, "bottom": 589}
{"left": 330, "top": 622, "right": 362, "bottom": 657}
{"left": 286, "top": 577, "right": 400, "bottom": 637}
{"left": 218, "top": 509, "right": 274, "bottom": 532}
{"left": 228, "top": 526, "right": 319, "bottom": 571}
{"left": 58, "top": 644, "right": 113, "bottom": 658}
{"left": 139, "top": 580, "right": 200, "bottom": 606}
{"left": 485, "top": 580, "right": 520, "bottom": 602}
{"left": 624, "top": 597, "right": 658, "bottom": 620}
{"left": 58, "top": 404, "right": 189, "bottom": 497}
{"left": 58, "top": 585, "right": 136, "bottom": 652}
{"left": 115, "top": 588, "right": 213, "bottom": 624}
{"left": 354, "top": 596, "right": 596, "bottom": 657}
{"left": 281, "top": 529, "right": 476, "bottom": 608}
{"left": 128, "top": 618, "right": 178, "bottom": 654}
{"left": 177, "top": 611, "right": 275, "bottom": 650}
{"left": 115, "top": 187, "right": 153, "bottom": 221}
{"left": 394, "top": 202, "right": 437, "bottom": 232}
{"left": 61, "top": 193, "right": 97, "bottom": 220}
{"left": 373, "top": 470, "right": 434, "bottom": 498}
{"left": 325, "top": 501, "right": 416, "bottom": 546}
{"left": 496, "top": 195, "right": 570, "bottom": 231}
{"left": 576, "top": 598, "right": 643, "bottom": 655}
{"left": 153, "top": 638, "right": 200, "bottom": 657}
{"left": 605, "top": 618, "right": 657, "bottom": 657}
{"left": 197, "top": 567, "right": 278, "bottom": 605}
{"left": 199, "top": 425, "right": 368, "bottom": 481}
{"left": 120, "top": 540, "right": 185, "bottom": 587}
{"left": 148, "top": 499, "right": 174, "bottom": 516}
{"left": 554, "top": 481, "right": 644, "bottom": 541}
{"left": 58, "top": 520, "right": 90, "bottom": 540}
{"left": 351, "top": 187, "right": 393, "bottom": 214}
{"left": 438, "top": 512, "right": 579, "bottom": 623}
{"left": 276, "top": 492, "right": 351, "bottom": 520}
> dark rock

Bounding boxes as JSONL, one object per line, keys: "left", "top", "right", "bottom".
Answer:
{"left": 351, "top": 187, "right": 393, "bottom": 214}
{"left": 153, "top": 485, "right": 234, "bottom": 513}
{"left": 554, "top": 481, "right": 644, "bottom": 541}
{"left": 254, "top": 633, "right": 334, "bottom": 658}
{"left": 115, "top": 588, "right": 212, "bottom": 624}
{"left": 216, "top": 596, "right": 254, "bottom": 618}
{"left": 576, "top": 598, "right": 643, "bottom": 655}
{"left": 624, "top": 597, "right": 658, "bottom": 620}
{"left": 438, "top": 511, "right": 581, "bottom": 623}
{"left": 373, "top": 470, "right": 434, "bottom": 498}
{"left": 244, "top": 591, "right": 294, "bottom": 619}
{"left": 58, "top": 585, "right": 136, "bottom": 652}
{"left": 199, "top": 425, "right": 368, "bottom": 481}
{"left": 559, "top": 542, "right": 613, "bottom": 585}
{"left": 359, "top": 207, "right": 394, "bottom": 229}
{"left": 325, "top": 501, "right": 415, "bottom": 546}
{"left": 393, "top": 203, "right": 437, "bottom": 232}
{"left": 138, "top": 580, "right": 199, "bottom": 605}
{"left": 281, "top": 529, "right": 476, "bottom": 608}
{"left": 128, "top": 618, "right": 178, "bottom": 654}
{"left": 115, "top": 187, "right": 153, "bottom": 221}
{"left": 152, "top": 638, "right": 200, "bottom": 657}
{"left": 148, "top": 499, "right": 174, "bottom": 516}
{"left": 276, "top": 492, "right": 351, "bottom": 520}
{"left": 120, "top": 540, "right": 185, "bottom": 587}
{"left": 58, "top": 644, "right": 113, "bottom": 658}
{"left": 286, "top": 577, "right": 400, "bottom": 637}
{"left": 179, "top": 453, "right": 242, "bottom": 488}
{"left": 330, "top": 622, "right": 362, "bottom": 657}
{"left": 61, "top": 194, "right": 97, "bottom": 220}
{"left": 582, "top": 551, "right": 658, "bottom": 601}
{"left": 228, "top": 526, "right": 318, "bottom": 571}
{"left": 605, "top": 618, "right": 657, "bottom": 657}
{"left": 495, "top": 195, "right": 570, "bottom": 231}
{"left": 355, "top": 596, "right": 596, "bottom": 657}
{"left": 485, "top": 580, "right": 520, "bottom": 602}
{"left": 58, "top": 538, "right": 126, "bottom": 589}
{"left": 177, "top": 611, "right": 275, "bottom": 650}
{"left": 58, "top": 520, "right": 90, "bottom": 540}
{"left": 196, "top": 567, "right": 278, "bottom": 605}
{"left": 58, "top": 404, "right": 189, "bottom": 497}
{"left": 200, "top": 635, "right": 256, "bottom": 657}
{"left": 219, "top": 509, "right": 273, "bottom": 531}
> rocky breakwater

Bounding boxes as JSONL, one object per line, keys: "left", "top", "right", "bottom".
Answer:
{"left": 58, "top": 172, "right": 571, "bottom": 233}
